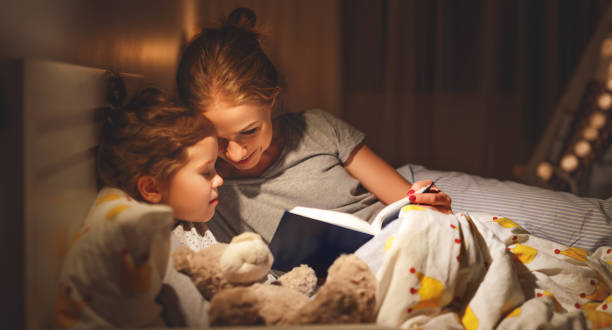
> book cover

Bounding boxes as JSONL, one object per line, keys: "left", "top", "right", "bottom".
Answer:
{"left": 268, "top": 210, "right": 375, "bottom": 277}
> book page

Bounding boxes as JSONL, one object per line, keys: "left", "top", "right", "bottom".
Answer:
{"left": 370, "top": 195, "right": 412, "bottom": 234}
{"left": 289, "top": 206, "right": 373, "bottom": 234}
{"left": 370, "top": 182, "right": 435, "bottom": 233}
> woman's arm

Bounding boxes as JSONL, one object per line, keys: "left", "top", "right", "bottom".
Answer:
{"left": 344, "top": 143, "right": 452, "bottom": 213}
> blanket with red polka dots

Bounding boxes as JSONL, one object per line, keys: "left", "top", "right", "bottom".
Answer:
{"left": 373, "top": 206, "right": 612, "bottom": 329}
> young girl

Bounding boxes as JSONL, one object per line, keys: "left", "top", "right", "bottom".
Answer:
{"left": 96, "top": 87, "right": 224, "bottom": 251}
{"left": 176, "top": 7, "right": 452, "bottom": 244}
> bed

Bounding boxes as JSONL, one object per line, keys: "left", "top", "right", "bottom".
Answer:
{"left": 8, "top": 58, "right": 611, "bottom": 329}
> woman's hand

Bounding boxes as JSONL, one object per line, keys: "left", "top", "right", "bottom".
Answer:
{"left": 407, "top": 180, "right": 452, "bottom": 214}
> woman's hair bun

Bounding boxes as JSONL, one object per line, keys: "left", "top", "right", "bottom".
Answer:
{"left": 226, "top": 7, "right": 256, "bottom": 29}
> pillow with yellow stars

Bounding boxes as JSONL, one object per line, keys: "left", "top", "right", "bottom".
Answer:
{"left": 53, "top": 187, "right": 174, "bottom": 328}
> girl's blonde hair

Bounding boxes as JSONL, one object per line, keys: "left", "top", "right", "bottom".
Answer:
{"left": 96, "top": 87, "right": 215, "bottom": 200}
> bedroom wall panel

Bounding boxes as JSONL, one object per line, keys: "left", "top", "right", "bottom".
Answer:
{"left": 0, "top": 58, "right": 143, "bottom": 329}
{"left": 0, "top": 0, "right": 185, "bottom": 94}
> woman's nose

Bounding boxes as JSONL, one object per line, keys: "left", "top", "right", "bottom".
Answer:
{"left": 226, "top": 140, "right": 246, "bottom": 161}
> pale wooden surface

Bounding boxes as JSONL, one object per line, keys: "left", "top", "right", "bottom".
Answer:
{"left": 18, "top": 59, "right": 143, "bottom": 329}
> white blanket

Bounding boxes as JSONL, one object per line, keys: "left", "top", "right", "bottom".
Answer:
{"left": 356, "top": 205, "right": 612, "bottom": 329}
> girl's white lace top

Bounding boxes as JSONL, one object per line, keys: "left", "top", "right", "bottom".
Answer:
{"left": 171, "top": 222, "right": 217, "bottom": 251}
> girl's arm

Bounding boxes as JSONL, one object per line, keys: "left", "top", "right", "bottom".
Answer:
{"left": 344, "top": 143, "right": 452, "bottom": 213}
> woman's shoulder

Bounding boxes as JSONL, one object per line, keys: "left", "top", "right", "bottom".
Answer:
{"left": 278, "top": 108, "right": 340, "bottom": 127}
{"left": 303, "top": 108, "right": 337, "bottom": 120}
{"left": 278, "top": 108, "right": 335, "bottom": 118}
{"left": 278, "top": 108, "right": 363, "bottom": 150}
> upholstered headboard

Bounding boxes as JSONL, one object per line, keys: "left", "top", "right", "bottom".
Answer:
{"left": 1, "top": 59, "right": 143, "bottom": 329}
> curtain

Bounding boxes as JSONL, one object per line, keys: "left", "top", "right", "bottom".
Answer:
{"left": 341, "top": 0, "right": 610, "bottom": 180}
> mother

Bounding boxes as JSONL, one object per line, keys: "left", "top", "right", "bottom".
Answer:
{"left": 176, "top": 8, "right": 452, "bottom": 243}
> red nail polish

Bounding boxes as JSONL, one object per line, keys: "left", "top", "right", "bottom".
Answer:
{"left": 409, "top": 195, "right": 416, "bottom": 202}
{"left": 407, "top": 189, "right": 415, "bottom": 195}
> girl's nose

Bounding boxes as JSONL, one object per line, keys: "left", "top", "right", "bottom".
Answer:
{"left": 213, "top": 173, "right": 224, "bottom": 187}
{"left": 226, "top": 140, "right": 247, "bottom": 162}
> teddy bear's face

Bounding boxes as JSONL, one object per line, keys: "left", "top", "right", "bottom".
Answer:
{"left": 220, "top": 232, "right": 274, "bottom": 283}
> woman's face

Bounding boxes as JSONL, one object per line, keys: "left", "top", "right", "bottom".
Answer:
{"left": 204, "top": 103, "right": 274, "bottom": 173}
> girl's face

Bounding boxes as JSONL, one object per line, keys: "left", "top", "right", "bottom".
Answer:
{"left": 204, "top": 103, "right": 275, "bottom": 173}
{"left": 161, "top": 136, "right": 223, "bottom": 222}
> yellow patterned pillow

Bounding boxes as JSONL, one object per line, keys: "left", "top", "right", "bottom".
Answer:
{"left": 53, "top": 187, "right": 174, "bottom": 328}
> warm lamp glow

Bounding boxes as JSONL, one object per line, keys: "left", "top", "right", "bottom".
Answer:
{"left": 115, "top": 37, "right": 179, "bottom": 66}
{"left": 589, "top": 112, "right": 607, "bottom": 129}
{"left": 574, "top": 140, "right": 591, "bottom": 158}
{"left": 597, "top": 93, "right": 612, "bottom": 110}
{"left": 139, "top": 39, "right": 180, "bottom": 64}
{"left": 606, "top": 78, "right": 612, "bottom": 91}
{"left": 183, "top": 0, "right": 200, "bottom": 41}
{"left": 536, "top": 162, "right": 554, "bottom": 181}
{"left": 602, "top": 38, "right": 612, "bottom": 56}
{"left": 560, "top": 154, "right": 579, "bottom": 173}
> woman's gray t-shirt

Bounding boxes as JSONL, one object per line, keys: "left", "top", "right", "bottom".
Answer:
{"left": 208, "top": 109, "right": 385, "bottom": 243}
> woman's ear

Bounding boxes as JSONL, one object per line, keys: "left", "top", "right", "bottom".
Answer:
{"left": 137, "top": 175, "right": 163, "bottom": 203}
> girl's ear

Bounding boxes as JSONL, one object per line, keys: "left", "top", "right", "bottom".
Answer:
{"left": 137, "top": 175, "right": 163, "bottom": 203}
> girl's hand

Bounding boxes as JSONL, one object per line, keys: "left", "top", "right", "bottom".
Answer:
{"left": 407, "top": 180, "right": 452, "bottom": 214}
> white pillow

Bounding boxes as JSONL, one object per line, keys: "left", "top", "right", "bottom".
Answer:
{"left": 53, "top": 187, "right": 174, "bottom": 328}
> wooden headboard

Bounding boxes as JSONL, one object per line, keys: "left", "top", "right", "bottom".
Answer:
{"left": 0, "top": 59, "right": 143, "bottom": 329}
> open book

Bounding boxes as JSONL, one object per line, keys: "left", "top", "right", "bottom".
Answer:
{"left": 269, "top": 194, "right": 414, "bottom": 277}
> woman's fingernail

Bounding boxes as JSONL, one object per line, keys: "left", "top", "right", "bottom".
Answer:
{"left": 407, "top": 189, "right": 415, "bottom": 195}
{"left": 409, "top": 195, "right": 416, "bottom": 202}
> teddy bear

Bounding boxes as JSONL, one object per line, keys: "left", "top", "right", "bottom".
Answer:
{"left": 172, "top": 232, "right": 377, "bottom": 326}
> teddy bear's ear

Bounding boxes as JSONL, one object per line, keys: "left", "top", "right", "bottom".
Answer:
{"left": 220, "top": 236, "right": 273, "bottom": 284}
{"left": 172, "top": 245, "right": 195, "bottom": 274}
